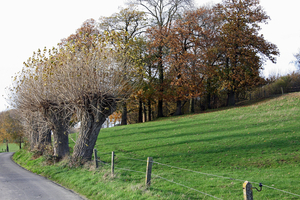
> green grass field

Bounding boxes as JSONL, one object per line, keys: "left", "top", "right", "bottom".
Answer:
{"left": 0, "top": 143, "right": 21, "bottom": 153}
{"left": 13, "top": 93, "right": 300, "bottom": 199}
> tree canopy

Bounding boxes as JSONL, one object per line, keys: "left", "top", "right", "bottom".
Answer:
{"left": 7, "top": 0, "right": 279, "bottom": 164}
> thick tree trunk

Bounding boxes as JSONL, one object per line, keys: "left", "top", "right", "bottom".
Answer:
{"left": 189, "top": 98, "right": 195, "bottom": 114}
{"left": 174, "top": 100, "right": 183, "bottom": 116}
{"left": 227, "top": 90, "right": 236, "bottom": 106}
{"left": 72, "top": 113, "right": 106, "bottom": 161}
{"left": 72, "top": 95, "right": 116, "bottom": 162}
{"left": 157, "top": 100, "right": 163, "bottom": 118}
{"left": 43, "top": 109, "right": 71, "bottom": 159}
{"left": 121, "top": 102, "right": 127, "bottom": 125}
{"left": 157, "top": 46, "right": 164, "bottom": 118}
{"left": 52, "top": 121, "right": 69, "bottom": 159}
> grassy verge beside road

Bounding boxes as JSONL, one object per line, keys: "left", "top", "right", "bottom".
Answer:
{"left": 13, "top": 93, "right": 300, "bottom": 199}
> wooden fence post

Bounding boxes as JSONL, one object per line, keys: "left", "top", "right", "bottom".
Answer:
{"left": 243, "top": 181, "right": 253, "bottom": 200}
{"left": 145, "top": 157, "right": 153, "bottom": 186}
{"left": 94, "top": 149, "right": 98, "bottom": 169}
{"left": 111, "top": 151, "right": 115, "bottom": 177}
{"left": 281, "top": 87, "right": 284, "bottom": 95}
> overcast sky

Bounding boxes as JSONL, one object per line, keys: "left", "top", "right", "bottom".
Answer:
{"left": 0, "top": 0, "right": 299, "bottom": 111}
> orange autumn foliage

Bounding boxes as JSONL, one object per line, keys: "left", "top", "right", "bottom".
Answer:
{"left": 109, "top": 112, "right": 122, "bottom": 125}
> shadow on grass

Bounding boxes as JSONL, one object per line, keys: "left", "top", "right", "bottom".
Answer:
{"left": 99, "top": 113, "right": 252, "bottom": 144}
{"left": 100, "top": 116, "right": 289, "bottom": 147}
{"left": 110, "top": 124, "right": 300, "bottom": 166}
{"left": 98, "top": 95, "right": 287, "bottom": 142}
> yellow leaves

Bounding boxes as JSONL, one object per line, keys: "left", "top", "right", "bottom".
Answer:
{"left": 23, "top": 62, "right": 29, "bottom": 68}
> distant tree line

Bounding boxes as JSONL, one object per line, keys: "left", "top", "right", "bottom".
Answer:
{"left": 6, "top": 0, "right": 279, "bottom": 164}
{"left": 0, "top": 110, "right": 23, "bottom": 152}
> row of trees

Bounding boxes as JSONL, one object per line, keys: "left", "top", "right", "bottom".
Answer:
{"left": 7, "top": 0, "right": 279, "bottom": 164}
{"left": 105, "top": 0, "right": 279, "bottom": 123}
{"left": 9, "top": 27, "right": 129, "bottom": 161}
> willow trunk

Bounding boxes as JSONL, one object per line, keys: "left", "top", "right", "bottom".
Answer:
{"left": 72, "top": 95, "right": 116, "bottom": 162}
{"left": 72, "top": 112, "right": 107, "bottom": 161}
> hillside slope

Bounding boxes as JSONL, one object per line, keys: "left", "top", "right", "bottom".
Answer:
{"left": 14, "top": 93, "right": 300, "bottom": 199}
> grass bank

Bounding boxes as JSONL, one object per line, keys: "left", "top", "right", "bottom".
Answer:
{"left": 0, "top": 143, "right": 21, "bottom": 153}
{"left": 13, "top": 93, "right": 300, "bottom": 199}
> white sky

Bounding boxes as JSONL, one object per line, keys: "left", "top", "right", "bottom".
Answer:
{"left": 0, "top": 0, "right": 299, "bottom": 111}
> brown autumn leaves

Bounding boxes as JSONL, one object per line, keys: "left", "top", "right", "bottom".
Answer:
{"left": 5, "top": 0, "right": 278, "bottom": 164}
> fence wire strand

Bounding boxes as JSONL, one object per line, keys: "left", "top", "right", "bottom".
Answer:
{"left": 153, "top": 161, "right": 300, "bottom": 197}
{"left": 251, "top": 182, "right": 300, "bottom": 198}
{"left": 97, "top": 160, "right": 109, "bottom": 165}
{"left": 97, "top": 152, "right": 112, "bottom": 155}
{"left": 152, "top": 161, "right": 245, "bottom": 182}
{"left": 97, "top": 160, "right": 145, "bottom": 174}
{"left": 114, "top": 166, "right": 145, "bottom": 174}
{"left": 118, "top": 156, "right": 147, "bottom": 163}
{"left": 152, "top": 173, "right": 223, "bottom": 200}
{"left": 95, "top": 152, "right": 300, "bottom": 198}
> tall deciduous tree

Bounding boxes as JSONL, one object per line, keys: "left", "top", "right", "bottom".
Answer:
{"left": 9, "top": 18, "right": 133, "bottom": 163}
{"left": 10, "top": 48, "right": 73, "bottom": 159}
{"left": 213, "top": 0, "right": 279, "bottom": 106}
{"left": 166, "top": 6, "right": 214, "bottom": 115}
{"left": 99, "top": 7, "right": 147, "bottom": 125}
{"left": 130, "top": 0, "right": 194, "bottom": 117}
{"left": 58, "top": 31, "right": 131, "bottom": 162}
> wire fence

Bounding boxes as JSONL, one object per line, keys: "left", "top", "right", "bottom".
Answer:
{"left": 152, "top": 161, "right": 246, "bottom": 182}
{"left": 96, "top": 153, "right": 222, "bottom": 199}
{"left": 248, "top": 86, "right": 300, "bottom": 101}
{"left": 94, "top": 150, "right": 300, "bottom": 199}
{"left": 152, "top": 160, "right": 300, "bottom": 198}
{"left": 152, "top": 173, "right": 223, "bottom": 200}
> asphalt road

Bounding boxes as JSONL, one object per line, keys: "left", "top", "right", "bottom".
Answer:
{"left": 0, "top": 152, "right": 85, "bottom": 200}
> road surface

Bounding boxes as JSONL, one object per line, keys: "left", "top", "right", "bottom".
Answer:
{"left": 0, "top": 152, "right": 86, "bottom": 200}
